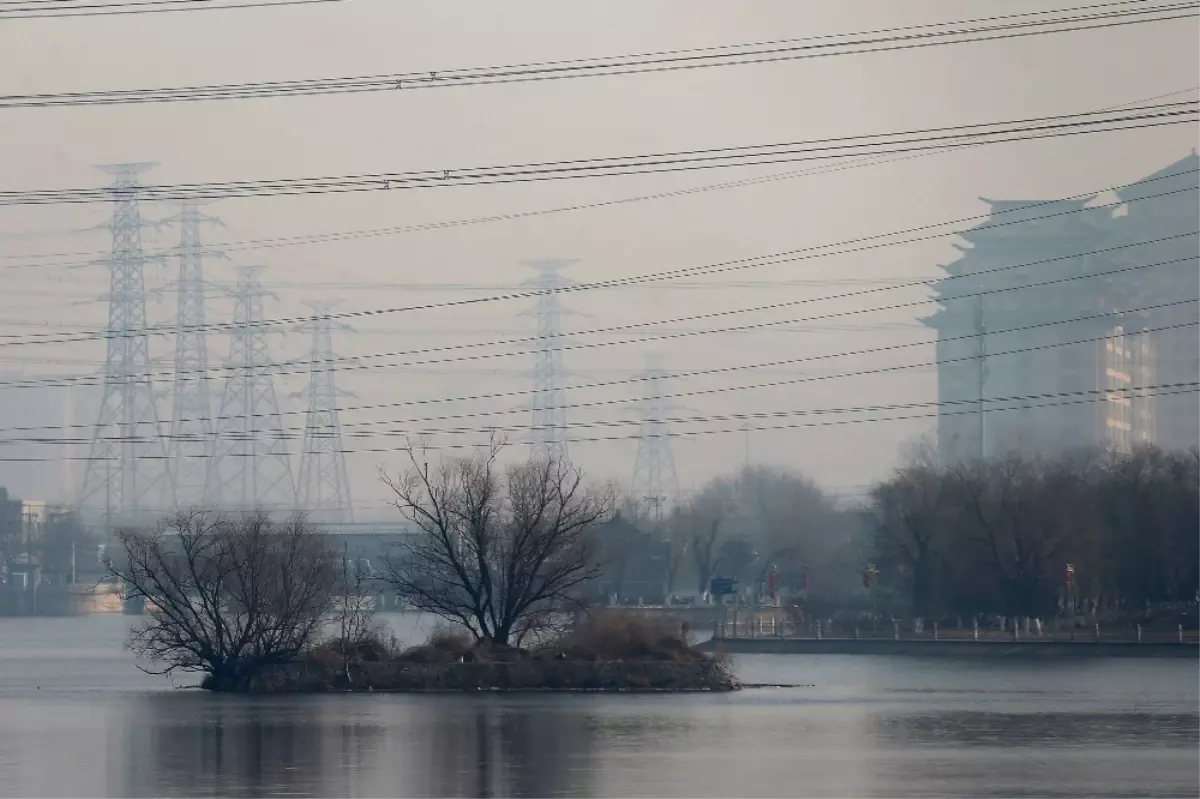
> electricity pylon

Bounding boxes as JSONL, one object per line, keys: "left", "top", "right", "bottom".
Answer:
{"left": 165, "top": 201, "right": 223, "bottom": 508}
{"left": 519, "top": 260, "right": 579, "bottom": 463}
{"left": 629, "top": 353, "right": 682, "bottom": 522}
{"left": 78, "top": 163, "right": 173, "bottom": 528}
{"left": 205, "top": 266, "right": 295, "bottom": 513}
{"left": 294, "top": 302, "right": 354, "bottom": 522}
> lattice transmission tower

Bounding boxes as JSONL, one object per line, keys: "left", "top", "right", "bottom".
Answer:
{"left": 629, "top": 353, "right": 682, "bottom": 523}
{"left": 294, "top": 303, "right": 354, "bottom": 522}
{"left": 78, "top": 163, "right": 173, "bottom": 528}
{"left": 205, "top": 266, "right": 295, "bottom": 513}
{"left": 520, "top": 260, "right": 579, "bottom": 463}
{"left": 165, "top": 202, "right": 223, "bottom": 507}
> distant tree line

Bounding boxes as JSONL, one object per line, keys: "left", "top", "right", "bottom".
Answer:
{"left": 0, "top": 490, "right": 95, "bottom": 585}
{"left": 606, "top": 465, "right": 865, "bottom": 606}
{"left": 869, "top": 445, "right": 1199, "bottom": 620}
{"left": 103, "top": 442, "right": 1197, "bottom": 690}
{"left": 605, "top": 445, "right": 1198, "bottom": 622}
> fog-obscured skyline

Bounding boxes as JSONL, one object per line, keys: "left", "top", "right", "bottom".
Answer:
{"left": 0, "top": 1, "right": 1195, "bottom": 516}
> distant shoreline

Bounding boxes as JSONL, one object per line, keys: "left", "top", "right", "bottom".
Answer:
{"left": 700, "top": 638, "right": 1199, "bottom": 658}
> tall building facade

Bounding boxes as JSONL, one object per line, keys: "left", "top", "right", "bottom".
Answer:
{"left": 924, "top": 153, "right": 1198, "bottom": 463}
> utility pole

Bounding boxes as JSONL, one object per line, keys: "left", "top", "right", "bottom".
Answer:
{"left": 104, "top": 459, "right": 112, "bottom": 549}
{"left": 295, "top": 302, "right": 354, "bottom": 522}
{"left": 206, "top": 266, "right": 296, "bottom": 514}
{"left": 520, "top": 260, "right": 578, "bottom": 464}
{"left": 166, "top": 202, "right": 222, "bottom": 508}
{"left": 974, "top": 296, "right": 989, "bottom": 460}
{"left": 78, "top": 163, "right": 173, "bottom": 528}
{"left": 630, "top": 353, "right": 681, "bottom": 523}
{"left": 61, "top": 384, "right": 74, "bottom": 503}
{"left": 23, "top": 506, "right": 31, "bottom": 571}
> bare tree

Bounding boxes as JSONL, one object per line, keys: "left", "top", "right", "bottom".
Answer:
{"left": 0, "top": 487, "right": 21, "bottom": 571}
{"left": 381, "top": 444, "right": 612, "bottom": 647}
{"left": 950, "top": 455, "right": 1092, "bottom": 618}
{"left": 595, "top": 509, "right": 642, "bottom": 603}
{"left": 37, "top": 510, "right": 93, "bottom": 580}
{"left": 108, "top": 512, "right": 339, "bottom": 690}
{"left": 869, "top": 463, "right": 951, "bottom": 618}
{"left": 736, "top": 465, "right": 840, "bottom": 593}
{"left": 680, "top": 488, "right": 726, "bottom": 598}
{"left": 334, "top": 541, "right": 378, "bottom": 684}
{"left": 660, "top": 514, "right": 689, "bottom": 599}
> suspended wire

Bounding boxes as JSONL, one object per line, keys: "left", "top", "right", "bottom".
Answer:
{"left": 1, "top": 1, "right": 1193, "bottom": 99}
{"left": 2, "top": 103, "right": 1194, "bottom": 205}
{"left": 6, "top": 317, "right": 1193, "bottom": 444}
{"left": 0, "top": 241, "right": 1194, "bottom": 391}
{"left": 5, "top": 383, "right": 1194, "bottom": 460}
{"left": 0, "top": 0, "right": 344, "bottom": 20}
{"left": 2, "top": 172, "right": 1194, "bottom": 348}
{"left": 0, "top": 149, "right": 976, "bottom": 267}
{"left": 6, "top": 85, "right": 1195, "bottom": 270}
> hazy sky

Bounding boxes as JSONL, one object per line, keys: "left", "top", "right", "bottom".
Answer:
{"left": 0, "top": 1, "right": 1196, "bottom": 516}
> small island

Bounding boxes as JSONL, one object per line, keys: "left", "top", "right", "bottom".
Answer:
{"left": 107, "top": 446, "right": 738, "bottom": 694}
{"left": 240, "top": 617, "right": 737, "bottom": 694}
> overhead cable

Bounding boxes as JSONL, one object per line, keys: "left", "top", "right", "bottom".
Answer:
{"left": 2, "top": 317, "right": 1192, "bottom": 443}
{"left": 2, "top": 382, "right": 1193, "bottom": 460}
{"left": 4, "top": 86, "right": 1194, "bottom": 269}
{"left": 1, "top": 173, "right": 1193, "bottom": 348}
{"left": 2, "top": 103, "right": 1193, "bottom": 206}
{"left": 0, "top": 0, "right": 343, "bottom": 20}
{"left": 1, "top": 1, "right": 1192, "bottom": 99}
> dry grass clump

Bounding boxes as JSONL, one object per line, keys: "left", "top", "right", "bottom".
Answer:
{"left": 549, "top": 612, "right": 704, "bottom": 663}
{"left": 240, "top": 613, "right": 738, "bottom": 692}
{"left": 395, "top": 625, "right": 475, "bottom": 663}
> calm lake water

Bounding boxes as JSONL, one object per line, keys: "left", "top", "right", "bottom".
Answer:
{"left": 0, "top": 615, "right": 1196, "bottom": 798}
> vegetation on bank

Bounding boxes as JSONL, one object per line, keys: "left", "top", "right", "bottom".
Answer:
{"left": 109, "top": 512, "right": 343, "bottom": 692}
{"left": 867, "top": 446, "right": 1199, "bottom": 620}
{"left": 238, "top": 615, "right": 738, "bottom": 693}
{"left": 104, "top": 441, "right": 1197, "bottom": 691}
{"left": 106, "top": 447, "right": 736, "bottom": 692}
{"left": 609, "top": 445, "right": 1198, "bottom": 624}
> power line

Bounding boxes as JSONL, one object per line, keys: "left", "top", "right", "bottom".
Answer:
{"left": 2, "top": 104, "right": 1193, "bottom": 206}
{"left": 5, "top": 86, "right": 1193, "bottom": 268}
{"left": 2, "top": 171, "right": 1195, "bottom": 348}
{"left": 2, "top": 382, "right": 1193, "bottom": 460}
{"left": 2, "top": 1, "right": 1192, "bottom": 100}
{"left": 0, "top": 0, "right": 343, "bottom": 20}
{"left": 3, "top": 151, "right": 915, "bottom": 265}
{"left": 0, "top": 147, "right": 935, "bottom": 267}
{"left": 8, "top": 316, "right": 1194, "bottom": 445}
{"left": 1, "top": 232, "right": 1193, "bottom": 393}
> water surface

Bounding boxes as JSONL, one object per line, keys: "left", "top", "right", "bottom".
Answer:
{"left": 0, "top": 615, "right": 1195, "bottom": 797}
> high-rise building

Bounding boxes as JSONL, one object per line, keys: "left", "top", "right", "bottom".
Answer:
{"left": 1110, "top": 154, "right": 1200, "bottom": 452}
{"left": 923, "top": 153, "right": 1199, "bottom": 462}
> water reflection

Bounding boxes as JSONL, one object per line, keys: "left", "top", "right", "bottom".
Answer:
{"left": 1, "top": 618, "right": 1197, "bottom": 799}
{"left": 118, "top": 696, "right": 379, "bottom": 796}
{"left": 78, "top": 691, "right": 1200, "bottom": 798}
{"left": 874, "top": 710, "right": 1200, "bottom": 748}
{"left": 413, "top": 703, "right": 597, "bottom": 797}
{"left": 113, "top": 695, "right": 606, "bottom": 798}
